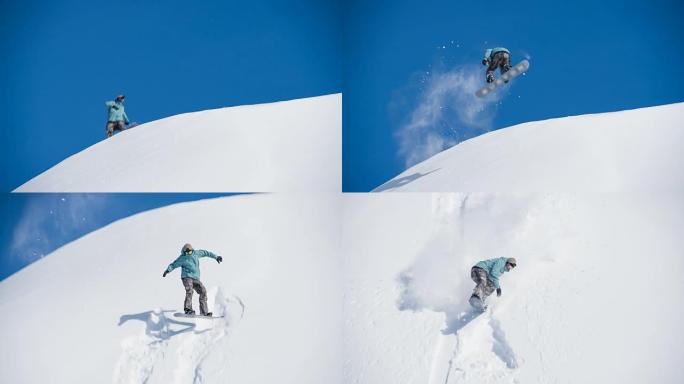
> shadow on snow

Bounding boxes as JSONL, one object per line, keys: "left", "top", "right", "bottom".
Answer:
{"left": 118, "top": 309, "right": 210, "bottom": 340}
{"left": 374, "top": 168, "right": 441, "bottom": 192}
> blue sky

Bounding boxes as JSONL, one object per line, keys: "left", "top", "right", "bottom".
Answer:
{"left": 343, "top": 0, "right": 684, "bottom": 191}
{"left": 1, "top": 0, "right": 341, "bottom": 191}
{"left": 5, "top": 1, "right": 682, "bottom": 193}
{"left": 0, "top": 193, "right": 238, "bottom": 281}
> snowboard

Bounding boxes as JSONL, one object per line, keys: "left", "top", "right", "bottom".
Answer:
{"left": 468, "top": 295, "right": 487, "bottom": 312}
{"left": 475, "top": 59, "right": 530, "bottom": 98}
{"left": 173, "top": 312, "right": 224, "bottom": 319}
{"left": 109, "top": 122, "right": 139, "bottom": 137}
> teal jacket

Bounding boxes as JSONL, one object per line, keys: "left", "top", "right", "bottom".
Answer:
{"left": 475, "top": 257, "right": 509, "bottom": 289}
{"left": 105, "top": 100, "right": 129, "bottom": 123}
{"left": 483, "top": 47, "right": 510, "bottom": 62}
{"left": 166, "top": 249, "right": 218, "bottom": 280}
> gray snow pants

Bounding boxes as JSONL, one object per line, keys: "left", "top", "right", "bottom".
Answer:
{"left": 182, "top": 277, "right": 209, "bottom": 315}
{"left": 486, "top": 51, "right": 511, "bottom": 80}
{"left": 106, "top": 121, "right": 126, "bottom": 138}
{"left": 471, "top": 266, "right": 496, "bottom": 300}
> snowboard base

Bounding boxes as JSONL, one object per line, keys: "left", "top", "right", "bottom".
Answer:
{"left": 173, "top": 312, "right": 224, "bottom": 319}
{"left": 469, "top": 295, "right": 487, "bottom": 312}
{"left": 476, "top": 59, "right": 530, "bottom": 97}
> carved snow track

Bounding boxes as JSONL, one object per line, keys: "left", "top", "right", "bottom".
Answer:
{"left": 114, "top": 288, "right": 245, "bottom": 384}
{"left": 427, "top": 307, "right": 519, "bottom": 384}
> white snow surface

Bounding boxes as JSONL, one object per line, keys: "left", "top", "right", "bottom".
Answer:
{"left": 0, "top": 194, "right": 342, "bottom": 384}
{"left": 3, "top": 193, "right": 683, "bottom": 383}
{"left": 375, "top": 102, "right": 684, "bottom": 192}
{"left": 342, "top": 193, "right": 684, "bottom": 384}
{"left": 14, "top": 94, "right": 341, "bottom": 192}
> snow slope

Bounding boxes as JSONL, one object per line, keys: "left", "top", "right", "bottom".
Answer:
{"left": 14, "top": 94, "right": 341, "bottom": 192}
{"left": 0, "top": 194, "right": 342, "bottom": 384}
{"left": 342, "top": 193, "right": 684, "bottom": 384}
{"left": 375, "top": 102, "right": 684, "bottom": 192}
{"left": 3, "top": 194, "right": 683, "bottom": 383}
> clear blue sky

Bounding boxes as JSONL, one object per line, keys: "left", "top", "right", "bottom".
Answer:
{"left": 342, "top": 0, "right": 684, "bottom": 191}
{"left": 0, "top": 0, "right": 342, "bottom": 191}
{"left": 0, "top": 193, "right": 240, "bottom": 281}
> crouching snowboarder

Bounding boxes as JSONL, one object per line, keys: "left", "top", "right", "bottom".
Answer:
{"left": 105, "top": 94, "right": 130, "bottom": 138}
{"left": 163, "top": 243, "right": 223, "bottom": 316}
{"left": 482, "top": 47, "right": 511, "bottom": 83}
{"left": 469, "top": 257, "right": 516, "bottom": 310}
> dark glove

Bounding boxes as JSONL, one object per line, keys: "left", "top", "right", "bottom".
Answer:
{"left": 496, "top": 288, "right": 502, "bottom": 297}
{"left": 163, "top": 270, "right": 169, "bottom": 277}
{"left": 112, "top": 105, "right": 119, "bottom": 110}
{"left": 216, "top": 256, "right": 223, "bottom": 264}
{"left": 482, "top": 59, "right": 488, "bottom": 66}
{"left": 125, "top": 121, "right": 130, "bottom": 126}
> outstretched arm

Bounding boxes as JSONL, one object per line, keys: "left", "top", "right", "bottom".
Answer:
{"left": 195, "top": 249, "right": 217, "bottom": 259}
{"left": 196, "top": 249, "right": 223, "bottom": 263}
{"left": 123, "top": 110, "right": 130, "bottom": 124}
{"left": 163, "top": 258, "right": 181, "bottom": 277}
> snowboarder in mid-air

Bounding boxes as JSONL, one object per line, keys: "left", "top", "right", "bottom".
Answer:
{"left": 469, "top": 257, "right": 516, "bottom": 311}
{"left": 482, "top": 47, "right": 512, "bottom": 84}
{"left": 105, "top": 94, "right": 130, "bottom": 138}
{"left": 163, "top": 243, "right": 223, "bottom": 317}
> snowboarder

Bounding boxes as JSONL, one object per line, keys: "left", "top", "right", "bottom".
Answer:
{"left": 105, "top": 94, "right": 130, "bottom": 138}
{"left": 469, "top": 257, "right": 516, "bottom": 310}
{"left": 163, "top": 243, "right": 223, "bottom": 316}
{"left": 482, "top": 47, "right": 511, "bottom": 84}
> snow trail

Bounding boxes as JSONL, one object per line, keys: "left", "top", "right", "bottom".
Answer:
{"left": 115, "top": 309, "right": 181, "bottom": 384}
{"left": 114, "top": 288, "right": 245, "bottom": 384}
{"left": 173, "top": 288, "right": 245, "bottom": 384}
{"left": 399, "top": 194, "right": 545, "bottom": 383}
{"left": 488, "top": 317, "right": 518, "bottom": 370}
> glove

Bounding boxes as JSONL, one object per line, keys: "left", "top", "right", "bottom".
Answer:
{"left": 125, "top": 121, "right": 130, "bottom": 126}
{"left": 482, "top": 59, "right": 488, "bottom": 66}
{"left": 163, "top": 270, "right": 169, "bottom": 277}
{"left": 216, "top": 256, "right": 223, "bottom": 264}
{"left": 496, "top": 288, "right": 502, "bottom": 297}
{"left": 112, "top": 105, "right": 119, "bottom": 110}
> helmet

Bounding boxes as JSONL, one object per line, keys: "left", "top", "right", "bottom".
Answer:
{"left": 182, "top": 243, "right": 193, "bottom": 254}
{"left": 115, "top": 94, "right": 125, "bottom": 101}
{"left": 506, "top": 257, "right": 517, "bottom": 267}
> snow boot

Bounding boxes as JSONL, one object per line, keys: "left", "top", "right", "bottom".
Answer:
{"left": 184, "top": 308, "right": 196, "bottom": 315}
{"left": 203, "top": 312, "right": 213, "bottom": 317}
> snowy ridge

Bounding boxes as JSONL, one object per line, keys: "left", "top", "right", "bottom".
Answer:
{"left": 376, "top": 102, "right": 684, "bottom": 192}
{"left": 343, "top": 193, "right": 684, "bottom": 383}
{"left": 15, "top": 94, "right": 342, "bottom": 192}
